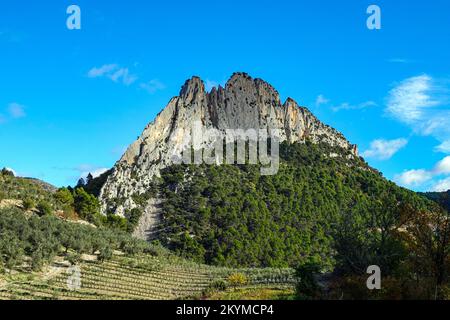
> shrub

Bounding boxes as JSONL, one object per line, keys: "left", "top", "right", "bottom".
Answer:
{"left": 67, "top": 252, "right": 82, "bottom": 265}
{"left": 227, "top": 273, "right": 248, "bottom": 288}
{"left": 36, "top": 201, "right": 53, "bottom": 216}
{"left": 98, "top": 246, "right": 113, "bottom": 262}
{"left": 211, "top": 279, "right": 228, "bottom": 291}
{"left": 54, "top": 188, "right": 74, "bottom": 206}
{"left": 22, "top": 198, "right": 35, "bottom": 210}
{"left": 295, "top": 262, "right": 322, "bottom": 300}
{"left": 73, "top": 188, "right": 101, "bottom": 222}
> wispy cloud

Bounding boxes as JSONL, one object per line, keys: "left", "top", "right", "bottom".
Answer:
{"left": 88, "top": 64, "right": 118, "bottom": 78}
{"left": 386, "top": 75, "right": 440, "bottom": 124}
{"left": 109, "top": 68, "right": 137, "bottom": 86}
{"left": 140, "top": 79, "right": 166, "bottom": 94}
{"left": 0, "top": 103, "right": 26, "bottom": 124}
{"left": 362, "top": 138, "right": 408, "bottom": 160}
{"left": 387, "top": 58, "right": 412, "bottom": 64}
{"left": 435, "top": 140, "right": 450, "bottom": 153}
{"left": 8, "top": 103, "right": 26, "bottom": 118}
{"left": 315, "top": 94, "right": 329, "bottom": 107}
{"left": 432, "top": 177, "right": 450, "bottom": 192}
{"left": 331, "top": 101, "right": 377, "bottom": 112}
{"left": 313, "top": 95, "right": 376, "bottom": 112}
{"left": 385, "top": 74, "right": 450, "bottom": 154}
{"left": 88, "top": 64, "right": 138, "bottom": 86}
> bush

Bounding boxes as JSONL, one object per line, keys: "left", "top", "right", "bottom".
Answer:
{"left": 203, "top": 280, "right": 228, "bottom": 297}
{"left": 98, "top": 246, "right": 113, "bottom": 262}
{"left": 211, "top": 280, "right": 228, "bottom": 291}
{"left": 22, "top": 198, "right": 35, "bottom": 210}
{"left": 227, "top": 273, "right": 248, "bottom": 288}
{"left": 295, "top": 262, "right": 322, "bottom": 300}
{"left": 54, "top": 188, "right": 74, "bottom": 206}
{"left": 67, "top": 252, "right": 82, "bottom": 265}
{"left": 73, "top": 188, "right": 100, "bottom": 221}
{"left": 36, "top": 201, "right": 53, "bottom": 216}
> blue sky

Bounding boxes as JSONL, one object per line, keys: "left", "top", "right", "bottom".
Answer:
{"left": 1, "top": 0, "right": 450, "bottom": 191}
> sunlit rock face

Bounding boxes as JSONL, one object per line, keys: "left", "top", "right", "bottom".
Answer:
{"left": 99, "top": 73, "right": 358, "bottom": 232}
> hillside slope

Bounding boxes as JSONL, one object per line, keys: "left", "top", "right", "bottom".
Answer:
{"left": 0, "top": 169, "right": 57, "bottom": 208}
{"left": 155, "top": 141, "right": 436, "bottom": 269}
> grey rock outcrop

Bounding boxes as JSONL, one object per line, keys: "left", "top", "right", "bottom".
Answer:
{"left": 99, "top": 73, "right": 358, "bottom": 227}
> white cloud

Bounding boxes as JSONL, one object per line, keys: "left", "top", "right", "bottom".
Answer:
{"left": 109, "top": 68, "right": 137, "bottom": 86}
{"left": 88, "top": 64, "right": 118, "bottom": 78}
{"left": 394, "top": 155, "right": 450, "bottom": 190}
{"left": 8, "top": 103, "right": 26, "bottom": 118}
{"left": 361, "top": 138, "right": 408, "bottom": 160}
{"left": 432, "top": 177, "right": 450, "bottom": 192}
{"left": 385, "top": 74, "right": 450, "bottom": 154}
{"left": 331, "top": 101, "right": 376, "bottom": 112}
{"left": 434, "top": 156, "right": 450, "bottom": 175}
{"left": 315, "top": 94, "right": 329, "bottom": 107}
{"left": 140, "top": 79, "right": 166, "bottom": 94}
{"left": 87, "top": 64, "right": 138, "bottom": 86}
{"left": 394, "top": 169, "right": 433, "bottom": 188}
{"left": 435, "top": 140, "right": 450, "bottom": 153}
{"left": 386, "top": 75, "right": 440, "bottom": 124}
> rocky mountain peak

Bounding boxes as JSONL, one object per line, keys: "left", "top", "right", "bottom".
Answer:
{"left": 99, "top": 72, "right": 359, "bottom": 223}
{"left": 180, "top": 76, "right": 205, "bottom": 103}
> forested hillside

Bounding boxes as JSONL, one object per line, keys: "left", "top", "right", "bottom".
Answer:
{"left": 157, "top": 141, "right": 435, "bottom": 269}
{"left": 424, "top": 190, "right": 450, "bottom": 212}
{"left": 150, "top": 141, "right": 450, "bottom": 298}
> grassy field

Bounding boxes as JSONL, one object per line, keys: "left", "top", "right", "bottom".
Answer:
{"left": 0, "top": 253, "right": 296, "bottom": 300}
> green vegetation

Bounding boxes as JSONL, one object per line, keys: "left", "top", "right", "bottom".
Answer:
{"left": 424, "top": 190, "right": 450, "bottom": 212}
{"left": 151, "top": 142, "right": 450, "bottom": 299}
{"left": 2, "top": 138, "right": 450, "bottom": 300}
{"left": 157, "top": 142, "right": 435, "bottom": 269}
{"left": 205, "top": 288, "right": 295, "bottom": 300}
{"left": 0, "top": 207, "right": 149, "bottom": 273}
{"left": 0, "top": 206, "right": 294, "bottom": 300}
{"left": 0, "top": 168, "right": 58, "bottom": 209}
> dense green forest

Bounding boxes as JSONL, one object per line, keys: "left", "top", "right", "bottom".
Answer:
{"left": 156, "top": 142, "right": 433, "bottom": 268}
{"left": 423, "top": 190, "right": 450, "bottom": 212}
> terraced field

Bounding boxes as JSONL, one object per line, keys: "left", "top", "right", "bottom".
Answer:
{"left": 0, "top": 254, "right": 296, "bottom": 300}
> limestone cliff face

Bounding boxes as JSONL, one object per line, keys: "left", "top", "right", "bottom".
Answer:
{"left": 99, "top": 73, "right": 358, "bottom": 220}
